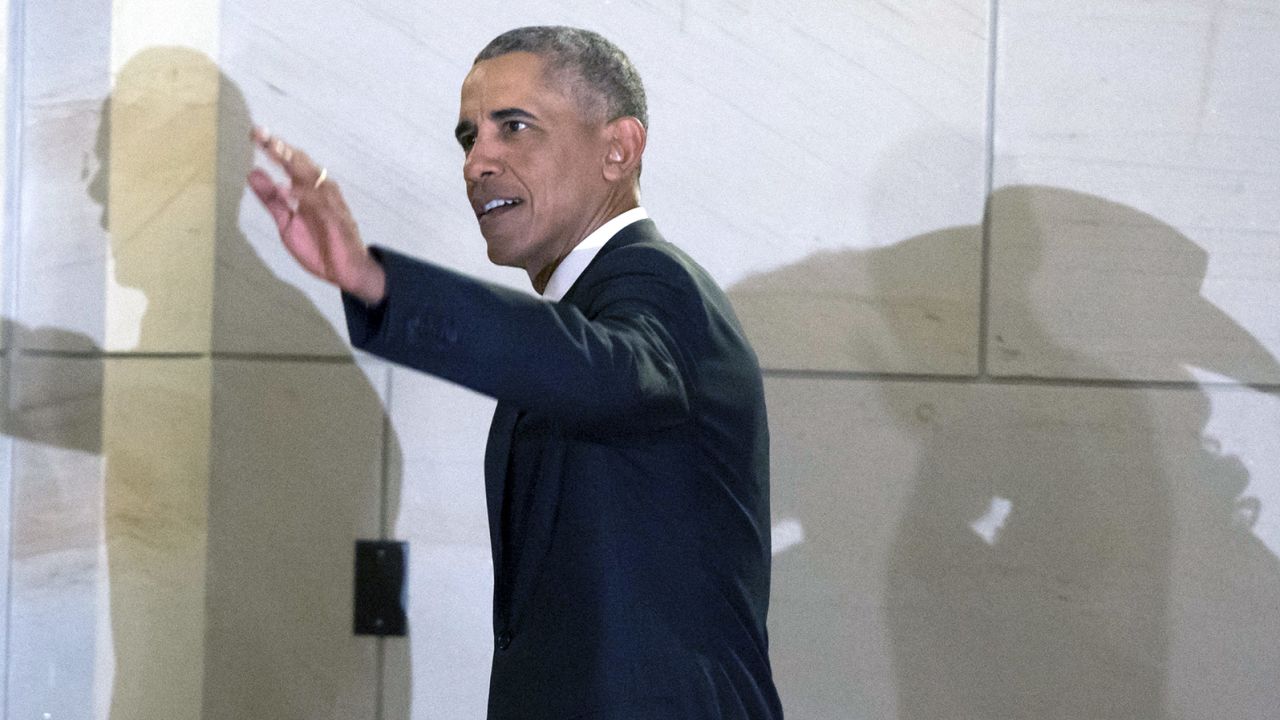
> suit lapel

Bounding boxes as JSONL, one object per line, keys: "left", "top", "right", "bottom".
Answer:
{"left": 504, "top": 422, "right": 564, "bottom": 629}
{"left": 485, "top": 401, "right": 520, "bottom": 577}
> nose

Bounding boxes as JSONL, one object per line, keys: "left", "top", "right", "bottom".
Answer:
{"left": 463, "top": 131, "right": 502, "bottom": 184}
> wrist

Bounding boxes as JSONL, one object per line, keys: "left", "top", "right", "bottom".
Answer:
{"left": 350, "top": 254, "right": 387, "bottom": 306}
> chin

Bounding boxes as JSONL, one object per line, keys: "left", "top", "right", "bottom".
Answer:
{"left": 484, "top": 240, "right": 523, "bottom": 269}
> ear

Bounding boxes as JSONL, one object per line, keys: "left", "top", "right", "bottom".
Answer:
{"left": 602, "top": 116, "right": 646, "bottom": 183}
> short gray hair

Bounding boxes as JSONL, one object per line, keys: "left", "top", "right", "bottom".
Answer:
{"left": 475, "top": 26, "right": 648, "bottom": 129}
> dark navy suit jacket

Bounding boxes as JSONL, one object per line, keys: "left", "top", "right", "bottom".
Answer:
{"left": 344, "top": 219, "right": 783, "bottom": 719}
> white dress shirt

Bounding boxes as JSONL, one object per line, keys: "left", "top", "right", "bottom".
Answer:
{"left": 541, "top": 207, "right": 649, "bottom": 302}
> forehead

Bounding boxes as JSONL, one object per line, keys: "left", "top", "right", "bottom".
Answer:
{"left": 459, "top": 52, "right": 561, "bottom": 115}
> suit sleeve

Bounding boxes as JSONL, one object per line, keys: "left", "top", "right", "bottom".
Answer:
{"left": 343, "top": 246, "right": 694, "bottom": 431}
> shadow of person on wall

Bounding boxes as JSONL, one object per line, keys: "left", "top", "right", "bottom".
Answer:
{"left": 886, "top": 185, "right": 1280, "bottom": 720}
{"left": 733, "top": 184, "right": 1280, "bottom": 718}
{"left": 99, "top": 45, "right": 410, "bottom": 720}
{"left": 2, "top": 46, "right": 408, "bottom": 719}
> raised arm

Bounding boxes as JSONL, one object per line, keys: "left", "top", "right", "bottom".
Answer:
{"left": 343, "top": 244, "right": 698, "bottom": 433}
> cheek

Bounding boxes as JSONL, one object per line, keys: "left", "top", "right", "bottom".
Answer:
{"left": 521, "top": 142, "right": 598, "bottom": 215}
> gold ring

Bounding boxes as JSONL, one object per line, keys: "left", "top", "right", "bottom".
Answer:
{"left": 313, "top": 167, "right": 328, "bottom": 189}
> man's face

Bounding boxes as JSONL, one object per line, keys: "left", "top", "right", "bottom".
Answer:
{"left": 456, "top": 52, "right": 611, "bottom": 274}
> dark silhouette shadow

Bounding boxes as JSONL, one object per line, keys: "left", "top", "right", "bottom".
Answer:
{"left": 3, "top": 46, "right": 407, "bottom": 719}
{"left": 734, "top": 185, "right": 1280, "bottom": 719}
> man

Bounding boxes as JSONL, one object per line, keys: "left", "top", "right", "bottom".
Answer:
{"left": 249, "top": 26, "right": 783, "bottom": 720}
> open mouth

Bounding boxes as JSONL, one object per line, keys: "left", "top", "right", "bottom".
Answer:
{"left": 479, "top": 197, "right": 522, "bottom": 218}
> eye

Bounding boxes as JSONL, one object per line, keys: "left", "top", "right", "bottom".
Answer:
{"left": 457, "top": 133, "right": 476, "bottom": 152}
{"left": 502, "top": 120, "right": 528, "bottom": 134}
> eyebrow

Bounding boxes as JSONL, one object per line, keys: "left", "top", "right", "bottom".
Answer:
{"left": 491, "top": 107, "right": 537, "bottom": 123}
{"left": 454, "top": 107, "right": 540, "bottom": 145}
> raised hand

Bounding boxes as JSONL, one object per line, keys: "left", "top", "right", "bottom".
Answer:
{"left": 247, "top": 127, "right": 386, "bottom": 304}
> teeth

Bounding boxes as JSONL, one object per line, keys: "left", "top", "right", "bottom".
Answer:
{"left": 482, "top": 198, "right": 518, "bottom": 214}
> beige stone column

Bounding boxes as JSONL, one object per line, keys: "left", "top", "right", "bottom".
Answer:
{"left": 100, "top": 2, "right": 219, "bottom": 718}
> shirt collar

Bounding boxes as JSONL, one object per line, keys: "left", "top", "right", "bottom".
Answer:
{"left": 541, "top": 206, "right": 649, "bottom": 302}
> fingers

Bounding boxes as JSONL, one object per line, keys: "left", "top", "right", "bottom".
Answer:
{"left": 252, "top": 126, "right": 328, "bottom": 190}
{"left": 245, "top": 125, "right": 379, "bottom": 300}
{"left": 247, "top": 168, "right": 294, "bottom": 231}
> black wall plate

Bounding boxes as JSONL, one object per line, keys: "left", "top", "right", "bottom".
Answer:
{"left": 353, "top": 540, "right": 408, "bottom": 636}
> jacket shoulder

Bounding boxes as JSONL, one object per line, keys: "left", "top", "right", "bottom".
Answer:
{"left": 577, "top": 221, "right": 717, "bottom": 298}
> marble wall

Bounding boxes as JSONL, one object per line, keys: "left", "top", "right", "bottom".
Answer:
{"left": 0, "top": 2, "right": 11, "bottom": 715}
{"left": 1, "top": 1, "right": 1276, "bottom": 719}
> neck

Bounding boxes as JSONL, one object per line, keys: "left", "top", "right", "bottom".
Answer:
{"left": 531, "top": 264, "right": 558, "bottom": 294}
{"left": 528, "top": 190, "right": 639, "bottom": 293}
